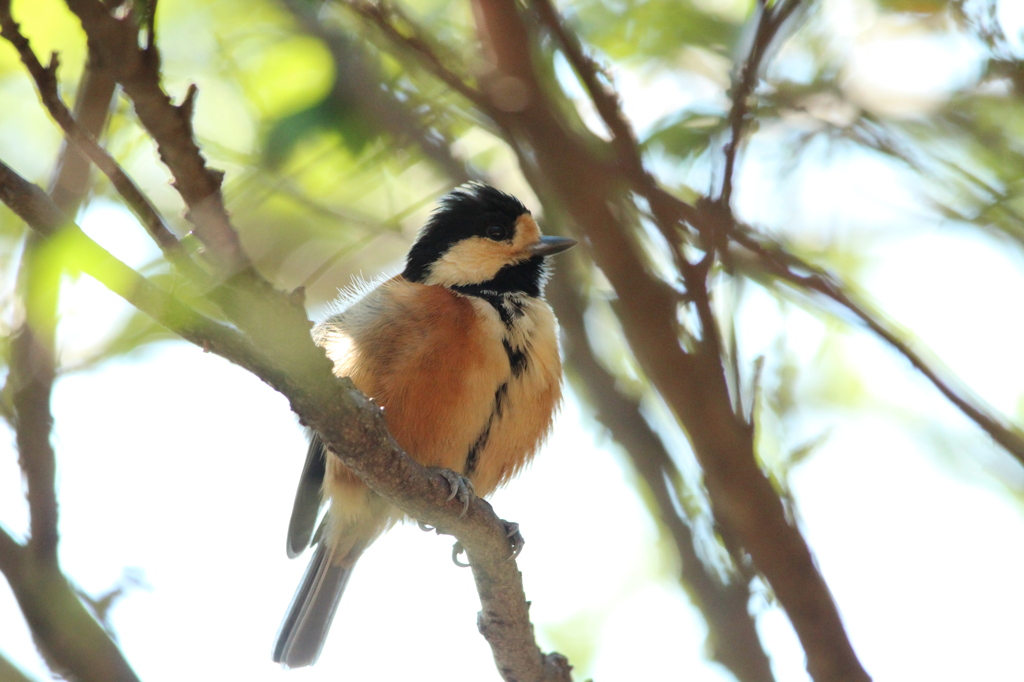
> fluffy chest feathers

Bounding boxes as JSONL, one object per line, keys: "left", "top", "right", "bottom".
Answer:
{"left": 315, "top": 276, "right": 561, "bottom": 496}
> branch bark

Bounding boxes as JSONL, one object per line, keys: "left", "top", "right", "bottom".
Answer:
{"left": 61, "top": 0, "right": 248, "bottom": 274}
{"left": 720, "top": 0, "right": 802, "bottom": 206}
{"left": 0, "top": 39, "right": 143, "bottom": 681}
{"left": 0, "top": 530, "right": 141, "bottom": 682}
{"left": 727, "top": 222, "right": 1024, "bottom": 464}
{"left": 10, "top": 266, "right": 59, "bottom": 566}
{"left": 0, "top": 8, "right": 203, "bottom": 281}
{"left": 0, "top": 647, "right": 41, "bottom": 682}
{"left": 282, "top": 0, "right": 476, "bottom": 185}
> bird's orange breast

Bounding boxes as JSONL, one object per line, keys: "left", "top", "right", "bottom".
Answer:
{"left": 316, "top": 276, "right": 560, "bottom": 518}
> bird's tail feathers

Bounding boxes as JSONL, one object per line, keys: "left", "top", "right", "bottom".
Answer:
{"left": 272, "top": 540, "right": 359, "bottom": 668}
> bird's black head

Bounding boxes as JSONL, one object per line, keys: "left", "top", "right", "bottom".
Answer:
{"left": 402, "top": 183, "right": 575, "bottom": 297}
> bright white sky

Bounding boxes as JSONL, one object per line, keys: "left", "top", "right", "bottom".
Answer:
{"left": 4, "top": 1, "right": 1024, "bottom": 681}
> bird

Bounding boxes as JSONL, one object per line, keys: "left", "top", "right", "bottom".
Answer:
{"left": 272, "top": 182, "right": 577, "bottom": 668}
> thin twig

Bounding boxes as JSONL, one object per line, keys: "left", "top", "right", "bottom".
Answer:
{"left": 526, "top": 0, "right": 702, "bottom": 257}
{"left": 281, "top": 0, "right": 476, "bottom": 184}
{"left": 346, "top": 0, "right": 498, "bottom": 119}
{"left": 720, "top": 0, "right": 802, "bottom": 207}
{"left": 0, "top": 10, "right": 204, "bottom": 282}
{"left": 47, "top": 42, "right": 116, "bottom": 215}
{"left": 729, "top": 223, "right": 1024, "bottom": 465}
{"left": 62, "top": 0, "right": 250, "bottom": 275}
{"left": 529, "top": 0, "right": 640, "bottom": 166}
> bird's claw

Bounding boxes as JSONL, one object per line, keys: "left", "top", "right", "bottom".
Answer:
{"left": 452, "top": 541, "right": 470, "bottom": 567}
{"left": 503, "top": 520, "right": 525, "bottom": 561}
{"left": 449, "top": 520, "right": 523, "bottom": 567}
{"left": 417, "top": 520, "right": 435, "bottom": 532}
{"left": 434, "top": 467, "right": 475, "bottom": 517}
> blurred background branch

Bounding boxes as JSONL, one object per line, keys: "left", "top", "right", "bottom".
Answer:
{"left": 0, "top": 26, "right": 143, "bottom": 680}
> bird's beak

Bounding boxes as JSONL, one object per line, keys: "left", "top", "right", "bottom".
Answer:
{"left": 525, "top": 235, "right": 577, "bottom": 257}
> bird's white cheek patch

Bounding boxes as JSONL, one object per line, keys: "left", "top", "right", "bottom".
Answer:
{"left": 425, "top": 236, "right": 515, "bottom": 287}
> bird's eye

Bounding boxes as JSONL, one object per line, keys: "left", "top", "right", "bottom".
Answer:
{"left": 486, "top": 225, "right": 507, "bottom": 241}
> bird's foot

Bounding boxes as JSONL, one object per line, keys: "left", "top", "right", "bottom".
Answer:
{"left": 503, "top": 520, "right": 525, "bottom": 561}
{"left": 430, "top": 467, "right": 475, "bottom": 518}
{"left": 449, "top": 520, "right": 524, "bottom": 567}
{"left": 452, "top": 541, "right": 470, "bottom": 567}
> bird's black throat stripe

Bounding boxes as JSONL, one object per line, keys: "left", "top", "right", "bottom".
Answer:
{"left": 464, "top": 338, "right": 527, "bottom": 475}
{"left": 453, "top": 288, "right": 526, "bottom": 330}
{"left": 453, "top": 287, "right": 532, "bottom": 376}
{"left": 465, "top": 382, "right": 509, "bottom": 476}
{"left": 460, "top": 292, "right": 532, "bottom": 476}
{"left": 502, "top": 339, "right": 529, "bottom": 377}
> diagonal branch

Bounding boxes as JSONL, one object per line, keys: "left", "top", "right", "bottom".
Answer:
{"left": 529, "top": 0, "right": 641, "bottom": 171}
{"left": 0, "top": 157, "right": 258, "bottom": 372}
{"left": 548, "top": 270, "right": 775, "bottom": 682}
{"left": 0, "top": 521, "right": 141, "bottom": 682}
{"left": 729, "top": 223, "right": 1024, "bottom": 464}
{"left": 527, "top": 0, "right": 702, "bottom": 256}
{"left": 0, "top": 647, "right": 41, "bottom": 682}
{"left": 280, "top": 0, "right": 476, "bottom": 184}
{"left": 346, "top": 0, "right": 502, "bottom": 123}
{"left": 463, "top": 2, "right": 869, "bottom": 680}
{"left": 0, "top": 9, "right": 204, "bottom": 282}
{"left": 60, "top": 0, "right": 248, "bottom": 275}
{"left": 46, "top": 40, "right": 116, "bottom": 216}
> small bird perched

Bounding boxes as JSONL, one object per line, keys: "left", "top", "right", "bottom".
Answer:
{"left": 273, "top": 183, "right": 576, "bottom": 668}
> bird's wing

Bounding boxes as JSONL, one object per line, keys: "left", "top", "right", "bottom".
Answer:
{"left": 285, "top": 433, "right": 327, "bottom": 559}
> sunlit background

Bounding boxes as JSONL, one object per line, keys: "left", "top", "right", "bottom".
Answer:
{"left": 3, "top": 0, "right": 1024, "bottom": 680}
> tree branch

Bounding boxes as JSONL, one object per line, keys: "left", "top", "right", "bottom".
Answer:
{"left": 0, "top": 8, "right": 204, "bottom": 282}
{"left": 0, "top": 38, "right": 142, "bottom": 677}
{"left": 464, "top": 2, "right": 869, "bottom": 680}
{"left": 60, "top": 0, "right": 248, "bottom": 275}
{"left": 0, "top": 539, "right": 142, "bottom": 682}
{"left": 547, "top": 270, "right": 775, "bottom": 682}
{"left": 0, "top": 157, "right": 261, "bottom": 373}
{"left": 728, "top": 222, "right": 1024, "bottom": 465}
{"left": 281, "top": 0, "right": 476, "bottom": 185}
{"left": 720, "top": 0, "right": 802, "bottom": 207}
{"left": 528, "top": 0, "right": 640, "bottom": 170}
{"left": 346, "top": 0, "right": 505, "bottom": 124}
{"left": 0, "top": 646, "right": 43, "bottom": 682}
{"left": 46, "top": 32, "right": 116, "bottom": 216}
{"left": 10, "top": 280, "right": 59, "bottom": 565}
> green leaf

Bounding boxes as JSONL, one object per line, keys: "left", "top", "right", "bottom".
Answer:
{"left": 262, "top": 88, "right": 381, "bottom": 168}
{"left": 642, "top": 111, "right": 728, "bottom": 160}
